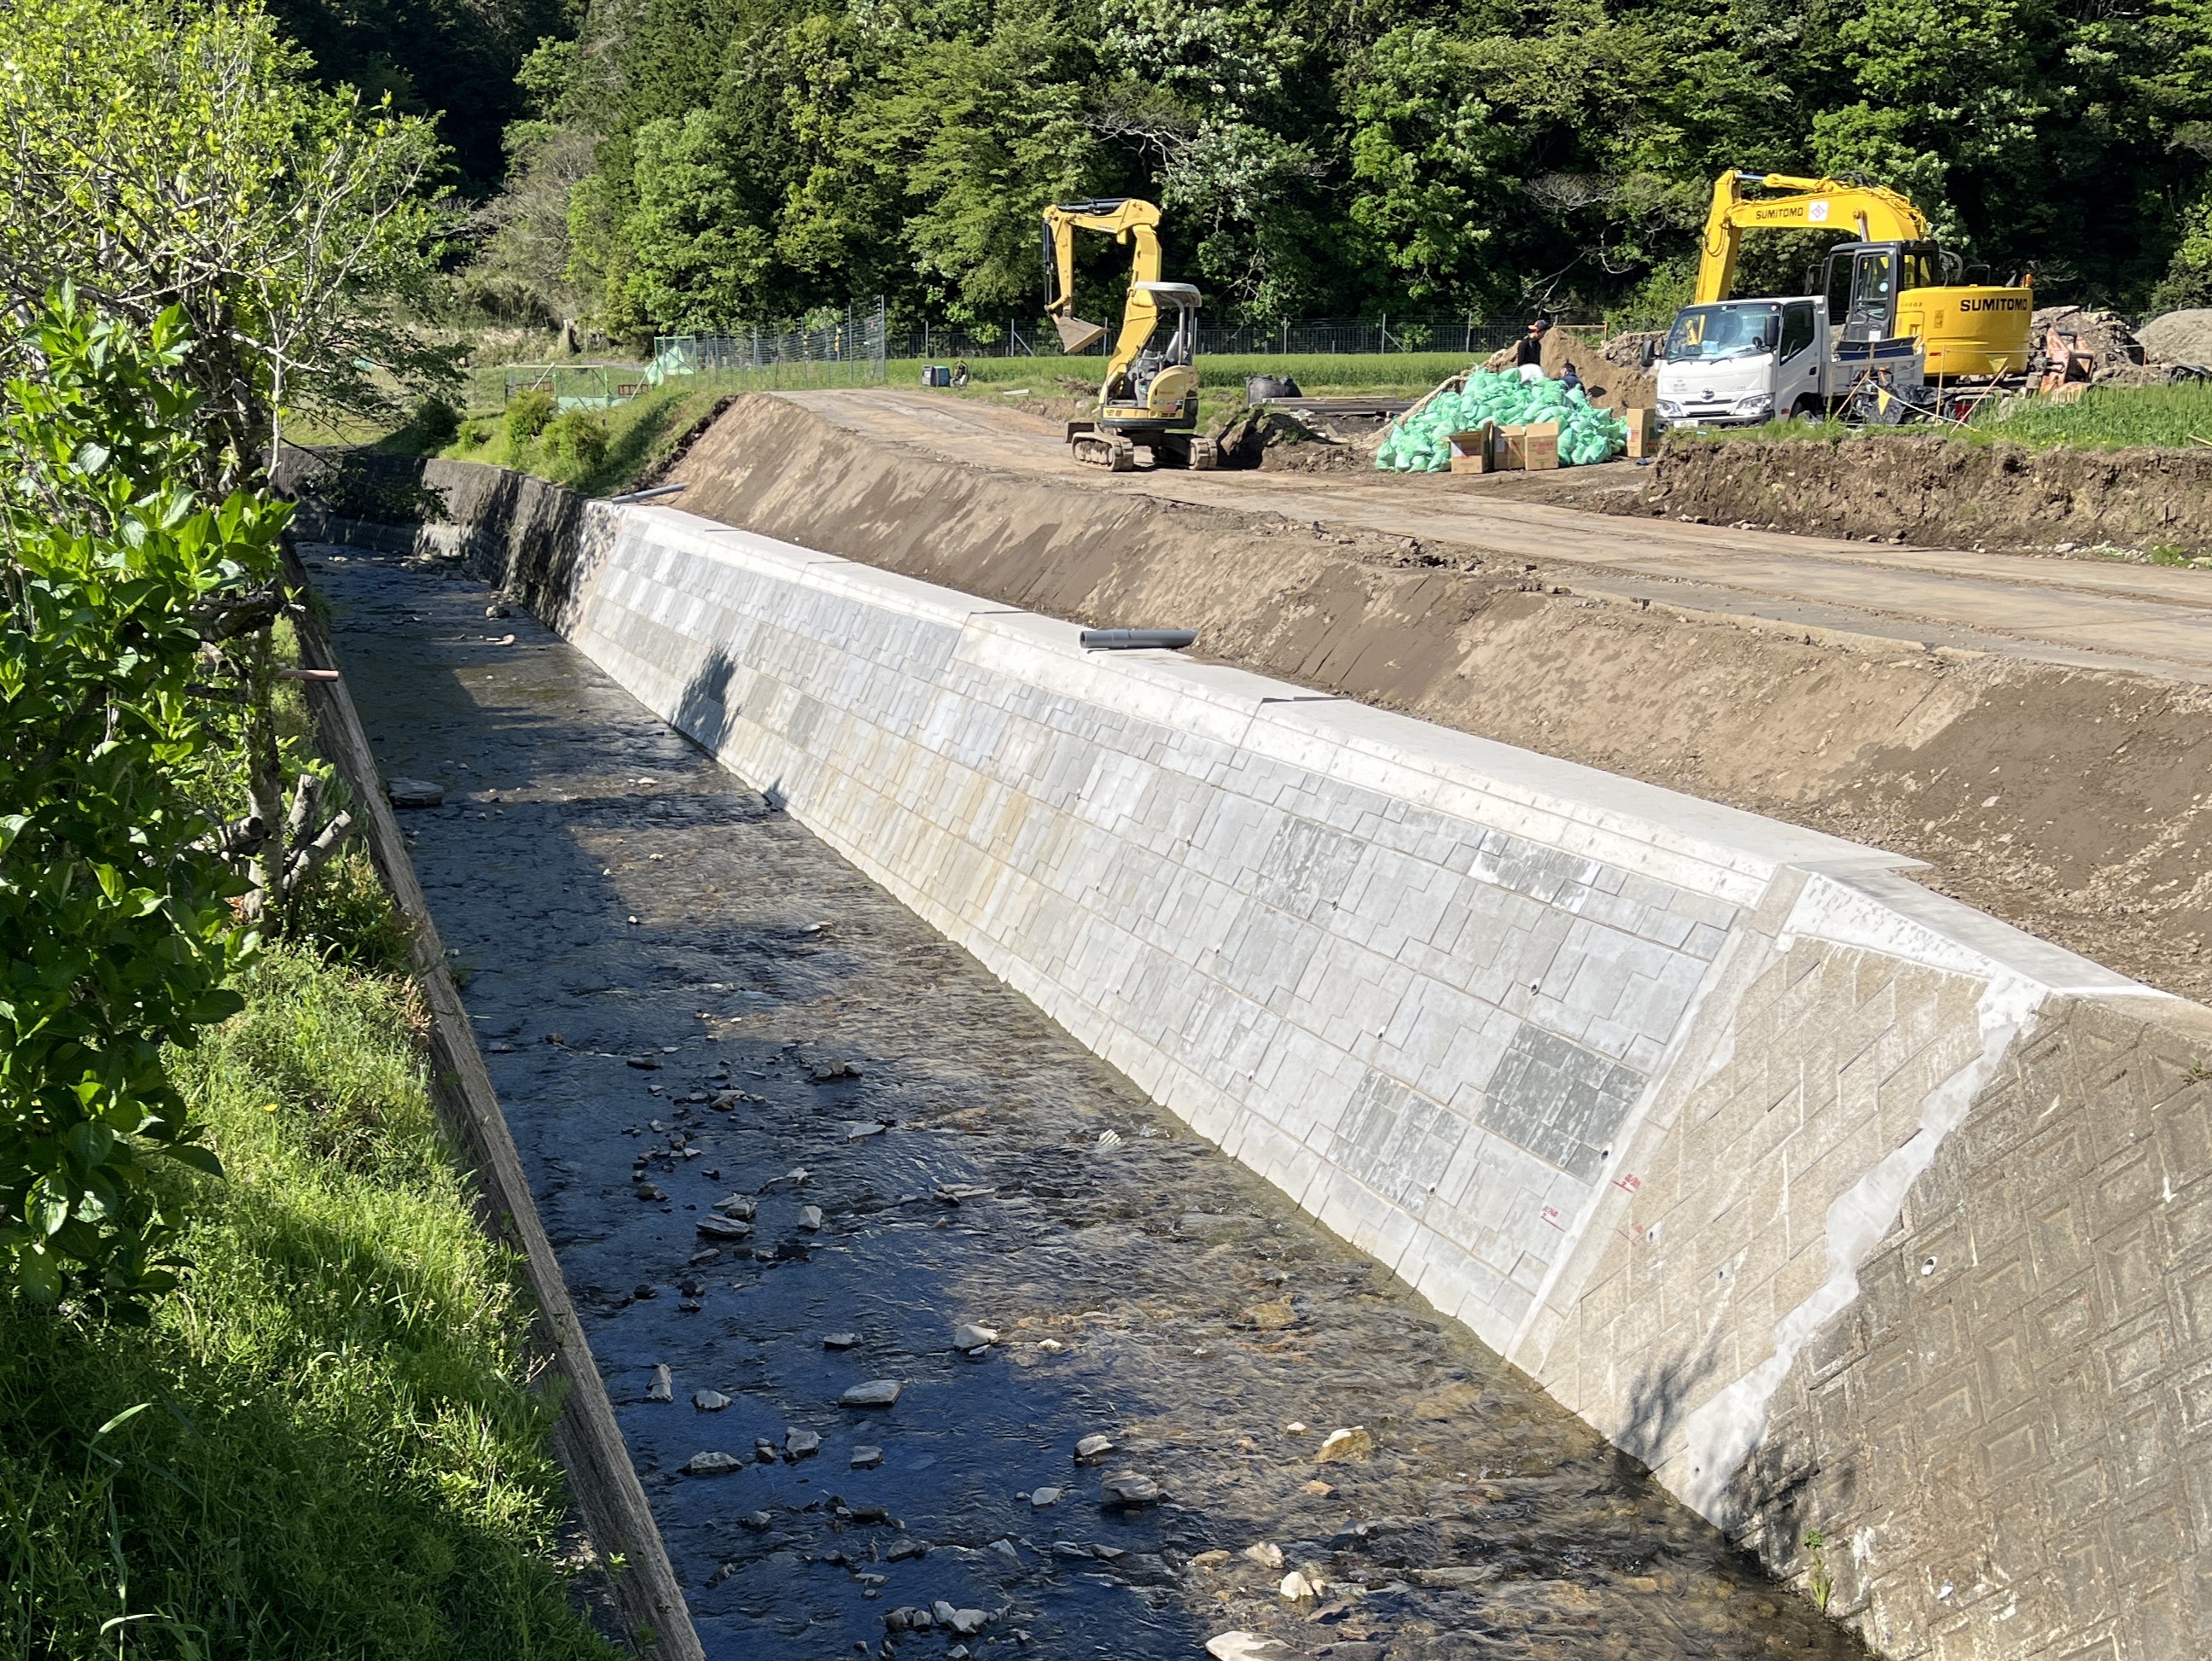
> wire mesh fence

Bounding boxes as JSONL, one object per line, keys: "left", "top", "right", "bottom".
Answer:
{"left": 496, "top": 363, "right": 652, "bottom": 410}
{"left": 890, "top": 315, "right": 1619, "bottom": 361}
{"left": 651, "top": 301, "right": 889, "bottom": 391}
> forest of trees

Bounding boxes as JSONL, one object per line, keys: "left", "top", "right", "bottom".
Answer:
{"left": 294, "top": 0, "right": 2212, "bottom": 337}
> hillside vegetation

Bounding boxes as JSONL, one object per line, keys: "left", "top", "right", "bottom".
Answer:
{"left": 473, "top": 0, "right": 2212, "bottom": 340}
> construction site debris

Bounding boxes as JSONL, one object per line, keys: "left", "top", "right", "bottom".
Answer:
{"left": 2033, "top": 306, "right": 2151, "bottom": 384}
{"left": 1377, "top": 370, "right": 1626, "bottom": 471}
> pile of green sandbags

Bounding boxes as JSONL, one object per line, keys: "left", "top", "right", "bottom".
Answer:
{"left": 1375, "top": 370, "right": 1628, "bottom": 471}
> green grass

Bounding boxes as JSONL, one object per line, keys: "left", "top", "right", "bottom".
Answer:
{"left": 445, "top": 379, "right": 733, "bottom": 496}
{"left": 889, "top": 350, "right": 1483, "bottom": 395}
{"left": 0, "top": 865, "right": 616, "bottom": 1661}
{"left": 1683, "top": 381, "right": 2212, "bottom": 453}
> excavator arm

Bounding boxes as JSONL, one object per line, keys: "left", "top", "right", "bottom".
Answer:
{"left": 1695, "top": 170, "right": 1931, "bottom": 303}
{"left": 1041, "top": 197, "right": 1164, "bottom": 387}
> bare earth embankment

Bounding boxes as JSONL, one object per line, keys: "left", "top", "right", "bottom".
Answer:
{"left": 618, "top": 391, "right": 2212, "bottom": 1004}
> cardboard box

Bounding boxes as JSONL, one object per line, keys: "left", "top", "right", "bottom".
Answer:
{"left": 1494, "top": 423, "right": 1526, "bottom": 469}
{"left": 1621, "top": 406, "right": 1659, "bottom": 458}
{"left": 1505, "top": 421, "right": 1560, "bottom": 471}
{"left": 1447, "top": 425, "right": 1495, "bottom": 474}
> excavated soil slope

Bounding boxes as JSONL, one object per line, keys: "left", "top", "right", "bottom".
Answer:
{"left": 478, "top": 397, "right": 2212, "bottom": 1004}
{"left": 1644, "top": 432, "right": 2212, "bottom": 555}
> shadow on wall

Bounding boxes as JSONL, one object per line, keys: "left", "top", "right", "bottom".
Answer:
{"left": 674, "top": 647, "right": 740, "bottom": 756}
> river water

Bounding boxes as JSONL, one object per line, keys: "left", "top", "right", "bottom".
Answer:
{"left": 315, "top": 542, "right": 1864, "bottom": 1661}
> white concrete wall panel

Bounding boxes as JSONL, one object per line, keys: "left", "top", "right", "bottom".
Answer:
{"left": 555, "top": 504, "right": 2163, "bottom": 1543}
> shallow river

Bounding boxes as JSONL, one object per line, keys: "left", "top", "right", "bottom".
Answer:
{"left": 316, "top": 542, "right": 1864, "bottom": 1661}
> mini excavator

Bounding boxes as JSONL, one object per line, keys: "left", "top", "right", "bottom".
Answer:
{"left": 1041, "top": 198, "right": 1216, "bottom": 470}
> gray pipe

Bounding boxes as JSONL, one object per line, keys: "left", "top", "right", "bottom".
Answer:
{"left": 608, "top": 481, "right": 689, "bottom": 505}
{"left": 1080, "top": 628, "right": 1197, "bottom": 651}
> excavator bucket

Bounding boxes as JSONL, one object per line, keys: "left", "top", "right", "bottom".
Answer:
{"left": 1054, "top": 312, "right": 1108, "bottom": 353}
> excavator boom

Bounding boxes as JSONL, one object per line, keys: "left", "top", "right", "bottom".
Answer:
{"left": 1696, "top": 171, "right": 1930, "bottom": 304}
{"left": 1042, "top": 197, "right": 1164, "bottom": 380}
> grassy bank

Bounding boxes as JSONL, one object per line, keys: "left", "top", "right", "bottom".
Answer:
{"left": 1688, "top": 381, "right": 2212, "bottom": 452}
{"left": 443, "top": 380, "right": 731, "bottom": 495}
{"left": 0, "top": 861, "right": 615, "bottom": 1660}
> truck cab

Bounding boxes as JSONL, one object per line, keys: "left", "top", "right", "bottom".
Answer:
{"left": 1654, "top": 296, "right": 1829, "bottom": 426}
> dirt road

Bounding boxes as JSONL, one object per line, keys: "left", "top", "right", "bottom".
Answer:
{"left": 786, "top": 389, "right": 2212, "bottom": 685}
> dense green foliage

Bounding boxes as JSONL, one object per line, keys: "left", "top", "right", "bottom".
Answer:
{"left": 0, "top": 932, "right": 617, "bottom": 1659}
{"left": 0, "top": 0, "right": 454, "bottom": 465}
{"left": 265, "top": 0, "right": 572, "bottom": 188}
{"left": 0, "top": 296, "right": 288, "bottom": 1310}
{"left": 469, "top": 0, "right": 2212, "bottom": 338}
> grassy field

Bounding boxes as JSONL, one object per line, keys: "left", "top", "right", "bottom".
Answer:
{"left": 444, "top": 379, "right": 733, "bottom": 495}
{"left": 0, "top": 860, "right": 615, "bottom": 1661}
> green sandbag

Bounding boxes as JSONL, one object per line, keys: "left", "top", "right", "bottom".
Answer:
{"left": 1377, "top": 370, "right": 1629, "bottom": 471}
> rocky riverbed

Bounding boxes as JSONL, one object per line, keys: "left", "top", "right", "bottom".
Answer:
{"left": 314, "top": 541, "right": 1863, "bottom": 1661}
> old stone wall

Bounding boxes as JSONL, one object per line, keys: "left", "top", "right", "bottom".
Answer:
{"left": 492, "top": 498, "right": 2208, "bottom": 1658}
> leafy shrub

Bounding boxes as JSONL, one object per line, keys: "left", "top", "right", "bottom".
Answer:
{"left": 503, "top": 386, "right": 557, "bottom": 451}
{"left": 0, "top": 293, "right": 282, "bottom": 1310}
{"left": 538, "top": 408, "right": 608, "bottom": 477}
{"left": 405, "top": 393, "right": 461, "bottom": 450}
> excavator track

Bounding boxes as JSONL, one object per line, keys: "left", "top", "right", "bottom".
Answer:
{"left": 1072, "top": 434, "right": 1137, "bottom": 471}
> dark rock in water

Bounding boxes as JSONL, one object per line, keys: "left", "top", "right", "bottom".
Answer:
{"left": 850, "top": 1444, "right": 884, "bottom": 1468}
{"left": 697, "top": 1215, "right": 754, "bottom": 1240}
{"left": 886, "top": 1538, "right": 928, "bottom": 1561}
{"left": 784, "top": 1428, "right": 821, "bottom": 1460}
{"left": 645, "top": 1364, "right": 673, "bottom": 1402}
{"left": 738, "top": 1510, "right": 773, "bottom": 1531}
{"left": 683, "top": 1450, "right": 743, "bottom": 1476}
{"left": 385, "top": 777, "right": 445, "bottom": 808}
{"left": 823, "top": 1332, "right": 859, "bottom": 1349}
{"left": 694, "top": 1389, "right": 732, "bottom": 1412}
{"left": 808, "top": 1058, "right": 861, "bottom": 1082}
{"left": 1074, "top": 1433, "right": 1115, "bottom": 1463}
{"left": 841, "top": 1378, "right": 901, "bottom": 1407}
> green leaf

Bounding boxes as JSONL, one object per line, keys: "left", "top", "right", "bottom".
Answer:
{"left": 159, "top": 1143, "right": 224, "bottom": 1179}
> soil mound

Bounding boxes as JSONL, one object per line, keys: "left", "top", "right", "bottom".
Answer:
{"left": 2139, "top": 308, "right": 2212, "bottom": 367}
{"left": 1642, "top": 431, "right": 2212, "bottom": 556}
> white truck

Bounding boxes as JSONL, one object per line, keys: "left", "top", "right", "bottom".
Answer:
{"left": 1651, "top": 245, "right": 1931, "bottom": 426}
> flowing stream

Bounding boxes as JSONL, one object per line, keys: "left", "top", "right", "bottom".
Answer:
{"left": 316, "top": 541, "right": 1865, "bottom": 1661}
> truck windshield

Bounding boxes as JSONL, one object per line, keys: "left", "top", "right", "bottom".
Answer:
{"left": 1665, "top": 305, "right": 1780, "bottom": 363}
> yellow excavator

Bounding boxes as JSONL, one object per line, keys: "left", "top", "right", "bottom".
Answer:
{"left": 1693, "top": 170, "right": 2031, "bottom": 377}
{"left": 1042, "top": 198, "right": 1215, "bottom": 470}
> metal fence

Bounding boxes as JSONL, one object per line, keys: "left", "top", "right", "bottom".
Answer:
{"left": 891, "top": 315, "right": 1618, "bottom": 361}
{"left": 498, "top": 362, "right": 651, "bottom": 411}
{"left": 651, "top": 300, "right": 889, "bottom": 391}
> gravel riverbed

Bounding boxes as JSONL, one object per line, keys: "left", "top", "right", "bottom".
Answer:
{"left": 314, "top": 542, "right": 1864, "bottom": 1661}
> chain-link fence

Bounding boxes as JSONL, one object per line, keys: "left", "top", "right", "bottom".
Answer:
{"left": 651, "top": 300, "right": 889, "bottom": 390}
{"left": 892, "top": 315, "right": 1616, "bottom": 361}
{"left": 495, "top": 363, "right": 651, "bottom": 410}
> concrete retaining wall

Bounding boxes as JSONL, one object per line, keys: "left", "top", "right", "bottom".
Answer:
{"left": 482, "top": 495, "right": 2212, "bottom": 1659}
